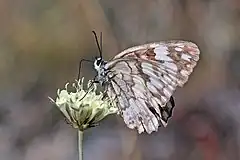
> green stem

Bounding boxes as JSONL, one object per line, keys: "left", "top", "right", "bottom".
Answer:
{"left": 78, "top": 130, "right": 83, "bottom": 160}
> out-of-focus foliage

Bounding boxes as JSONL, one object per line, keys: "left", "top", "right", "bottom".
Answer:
{"left": 0, "top": 0, "right": 240, "bottom": 160}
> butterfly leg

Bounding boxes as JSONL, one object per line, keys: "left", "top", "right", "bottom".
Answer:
{"left": 102, "top": 90, "right": 108, "bottom": 100}
{"left": 76, "top": 75, "right": 100, "bottom": 103}
{"left": 77, "top": 59, "right": 93, "bottom": 80}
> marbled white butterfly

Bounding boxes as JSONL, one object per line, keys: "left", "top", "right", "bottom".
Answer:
{"left": 82, "top": 31, "right": 200, "bottom": 134}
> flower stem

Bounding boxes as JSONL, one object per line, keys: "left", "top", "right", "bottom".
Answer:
{"left": 78, "top": 130, "right": 83, "bottom": 160}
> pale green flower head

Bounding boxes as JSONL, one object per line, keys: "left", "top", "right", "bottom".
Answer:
{"left": 49, "top": 78, "right": 118, "bottom": 131}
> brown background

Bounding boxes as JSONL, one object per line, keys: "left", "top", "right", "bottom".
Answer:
{"left": 0, "top": 0, "right": 240, "bottom": 160}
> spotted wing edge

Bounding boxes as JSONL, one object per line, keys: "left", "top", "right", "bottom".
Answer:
{"left": 114, "top": 40, "right": 200, "bottom": 61}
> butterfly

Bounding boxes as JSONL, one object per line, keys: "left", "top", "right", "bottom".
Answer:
{"left": 81, "top": 31, "right": 200, "bottom": 134}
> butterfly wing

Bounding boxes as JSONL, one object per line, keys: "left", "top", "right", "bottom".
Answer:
{"left": 105, "top": 41, "right": 200, "bottom": 134}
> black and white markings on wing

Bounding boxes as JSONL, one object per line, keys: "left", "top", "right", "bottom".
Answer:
{"left": 96, "top": 40, "right": 200, "bottom": 134}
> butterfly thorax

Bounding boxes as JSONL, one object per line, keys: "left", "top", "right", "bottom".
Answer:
{"left": 94, "top": 57, "right": 110, "bottom": 85}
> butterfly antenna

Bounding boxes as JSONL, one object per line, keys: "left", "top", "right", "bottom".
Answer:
{"left": 100, "top": 32, "right": 103, "bottom": 54}
{"left": 92, "top": 31, "right": 102, "bottom": 58}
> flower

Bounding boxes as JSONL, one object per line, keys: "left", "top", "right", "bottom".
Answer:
{"left": 49, "top": 78, "right": 118, "bottom": 131}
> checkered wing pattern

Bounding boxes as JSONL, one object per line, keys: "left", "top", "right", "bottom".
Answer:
{"left": 105, "top": 41, "right": 200, "bottom": 134}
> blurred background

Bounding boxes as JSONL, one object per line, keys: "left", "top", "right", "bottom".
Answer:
{"left": 0, "top": 0, "right": 240, "bottom": 160}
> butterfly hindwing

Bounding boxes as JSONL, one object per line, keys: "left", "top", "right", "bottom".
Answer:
{"left": 105, "top": 59, "right": 178, "bottom": 133}
{"left": 106, "top": 62, "right": 160, "bottom": 133}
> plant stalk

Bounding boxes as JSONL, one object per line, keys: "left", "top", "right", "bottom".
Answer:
{"left": 78, "top": 130, "right": 83, "bottom": 160}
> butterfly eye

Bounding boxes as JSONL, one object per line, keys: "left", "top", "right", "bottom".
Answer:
{"left": 96, "top": 59, "right": 102, "bottom": 66}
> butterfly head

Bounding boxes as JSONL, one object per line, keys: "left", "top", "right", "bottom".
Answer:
{"left": 94, "top": 57, "right": 105, "bottom": 71}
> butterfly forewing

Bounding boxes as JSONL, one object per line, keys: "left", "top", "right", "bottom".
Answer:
{"left": 103, "top": 41, "right": 200, "bottom": 134}
{"left": 113, "top": 41, "right": 200, "bottom": 86}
